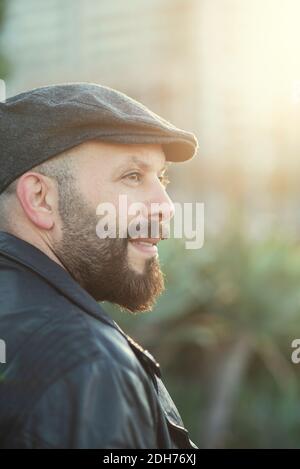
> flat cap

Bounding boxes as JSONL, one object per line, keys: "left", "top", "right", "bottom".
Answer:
{"left": 0, "top": 82, "right": 198, "bottom": 194}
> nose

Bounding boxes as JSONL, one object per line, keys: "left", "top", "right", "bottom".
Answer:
{"left": 147, "top": 183, "right": 175, "bottom": 224}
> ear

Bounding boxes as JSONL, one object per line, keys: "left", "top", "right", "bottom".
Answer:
{"left": 16, "top": 172, "right": 56, "bottom": 230}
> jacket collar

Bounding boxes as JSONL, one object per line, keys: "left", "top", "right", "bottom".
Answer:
{"left": 0, "top": 231, "right": 162, "bottom": 377}
{"left": 0, "top": 230, "right": 118, "bottom": 329}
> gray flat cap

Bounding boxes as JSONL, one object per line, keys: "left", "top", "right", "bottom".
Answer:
{"left": 0, "top": 82, "right": 198, "bottom": 194}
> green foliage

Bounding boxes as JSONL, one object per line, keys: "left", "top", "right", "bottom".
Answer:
{"left": 106, "top": 227, "right": 300, "bottom": 447}
{"left": 0, "top": 0, "right": 5, "bottom": 23}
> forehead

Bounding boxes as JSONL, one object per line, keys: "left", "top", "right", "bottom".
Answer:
{"left": 72, "top": 140, "right": 167, "bottom": 173}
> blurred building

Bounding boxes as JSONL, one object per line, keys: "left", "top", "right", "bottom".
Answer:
{"left": 0, "top": 0, "right": 199, "bottom": 131}
{"left": 1, "top": 0, "right": 300, "bottom": 236}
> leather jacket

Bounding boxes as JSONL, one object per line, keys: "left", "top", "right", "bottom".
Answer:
{"left": 0, "top": 231, "right": 197, "bottom": 449}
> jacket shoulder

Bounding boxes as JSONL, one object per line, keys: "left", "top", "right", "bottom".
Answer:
{"left": 3, "top": 346, "right": 159, "bottom": 448}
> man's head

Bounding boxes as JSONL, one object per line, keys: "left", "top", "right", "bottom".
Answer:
{"left": 0, "top": 82, "right": 198, "bottom": 312}
{"left": 0, "top": 140, "right": 174, "bottom": 312}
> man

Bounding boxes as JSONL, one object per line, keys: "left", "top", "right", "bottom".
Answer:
{"left": 0, "top": 83, "right": 198, "bottom": 449}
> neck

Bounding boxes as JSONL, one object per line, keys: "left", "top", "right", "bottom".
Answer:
{"left": 6, "top": 227, "right": 67, "bottom": 271}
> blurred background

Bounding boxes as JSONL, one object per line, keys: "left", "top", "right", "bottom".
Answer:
{"left": 1, "top": 0, "right": 300, "bottom": 448}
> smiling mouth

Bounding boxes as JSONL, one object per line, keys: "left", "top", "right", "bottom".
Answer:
{"left": 128, "top": 238, "right": 161, "bottom": 256}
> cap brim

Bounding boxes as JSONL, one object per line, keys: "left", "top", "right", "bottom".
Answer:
{"left": 163, "top": 141, "right": 198, "bottom": 163}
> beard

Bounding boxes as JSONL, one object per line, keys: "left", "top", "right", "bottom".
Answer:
{"left": 52, "top": 184, "right": 165, "bottom": 313}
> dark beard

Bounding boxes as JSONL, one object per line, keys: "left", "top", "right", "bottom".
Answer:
{"left": 53, "top": 186, "right": 165, "bottom": 313}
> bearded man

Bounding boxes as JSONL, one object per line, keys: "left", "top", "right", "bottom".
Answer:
{"left": 0, "top": 83, "right": 198, "bottom": 449}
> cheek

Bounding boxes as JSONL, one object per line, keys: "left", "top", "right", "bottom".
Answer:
{"left": 116, "top": 194, "right": 136, "bottom": 238}
{"left": 117, "top": 193, "right": 149, "bottom": 237}
{"left": 91, "top": 181, "right": 148, "bottom": 238}
{"left": 81, "top": 180, "right": 115, "bottom": 212}
{"left": 93, "top": 187, "right": 130, "bottom": 238}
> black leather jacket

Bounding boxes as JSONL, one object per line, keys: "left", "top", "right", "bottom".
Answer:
{"left": 0, "top": 231, "right": 197, "bottom": 449}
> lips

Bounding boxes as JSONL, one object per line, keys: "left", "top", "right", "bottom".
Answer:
{"left": 129, "top": 238, "right": 161, "bottom": 246}
{"left": 128, "top": 238, "right": 161, "bottom": 256}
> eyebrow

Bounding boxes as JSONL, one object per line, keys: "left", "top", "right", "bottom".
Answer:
{"left": 118, "top": 156, "right": 169, "bottom": 173}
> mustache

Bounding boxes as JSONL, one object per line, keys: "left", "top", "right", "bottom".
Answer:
{"left": 126, "top": 218, "right": 170, "bottom": 240}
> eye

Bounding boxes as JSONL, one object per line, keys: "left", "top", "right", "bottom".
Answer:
{"left": 124, "top": 171, "right": 142, "bottom": 183}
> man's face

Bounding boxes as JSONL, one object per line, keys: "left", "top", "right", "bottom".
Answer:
{"left": 53, "top": 140, "right": 174, "bottom": 313}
